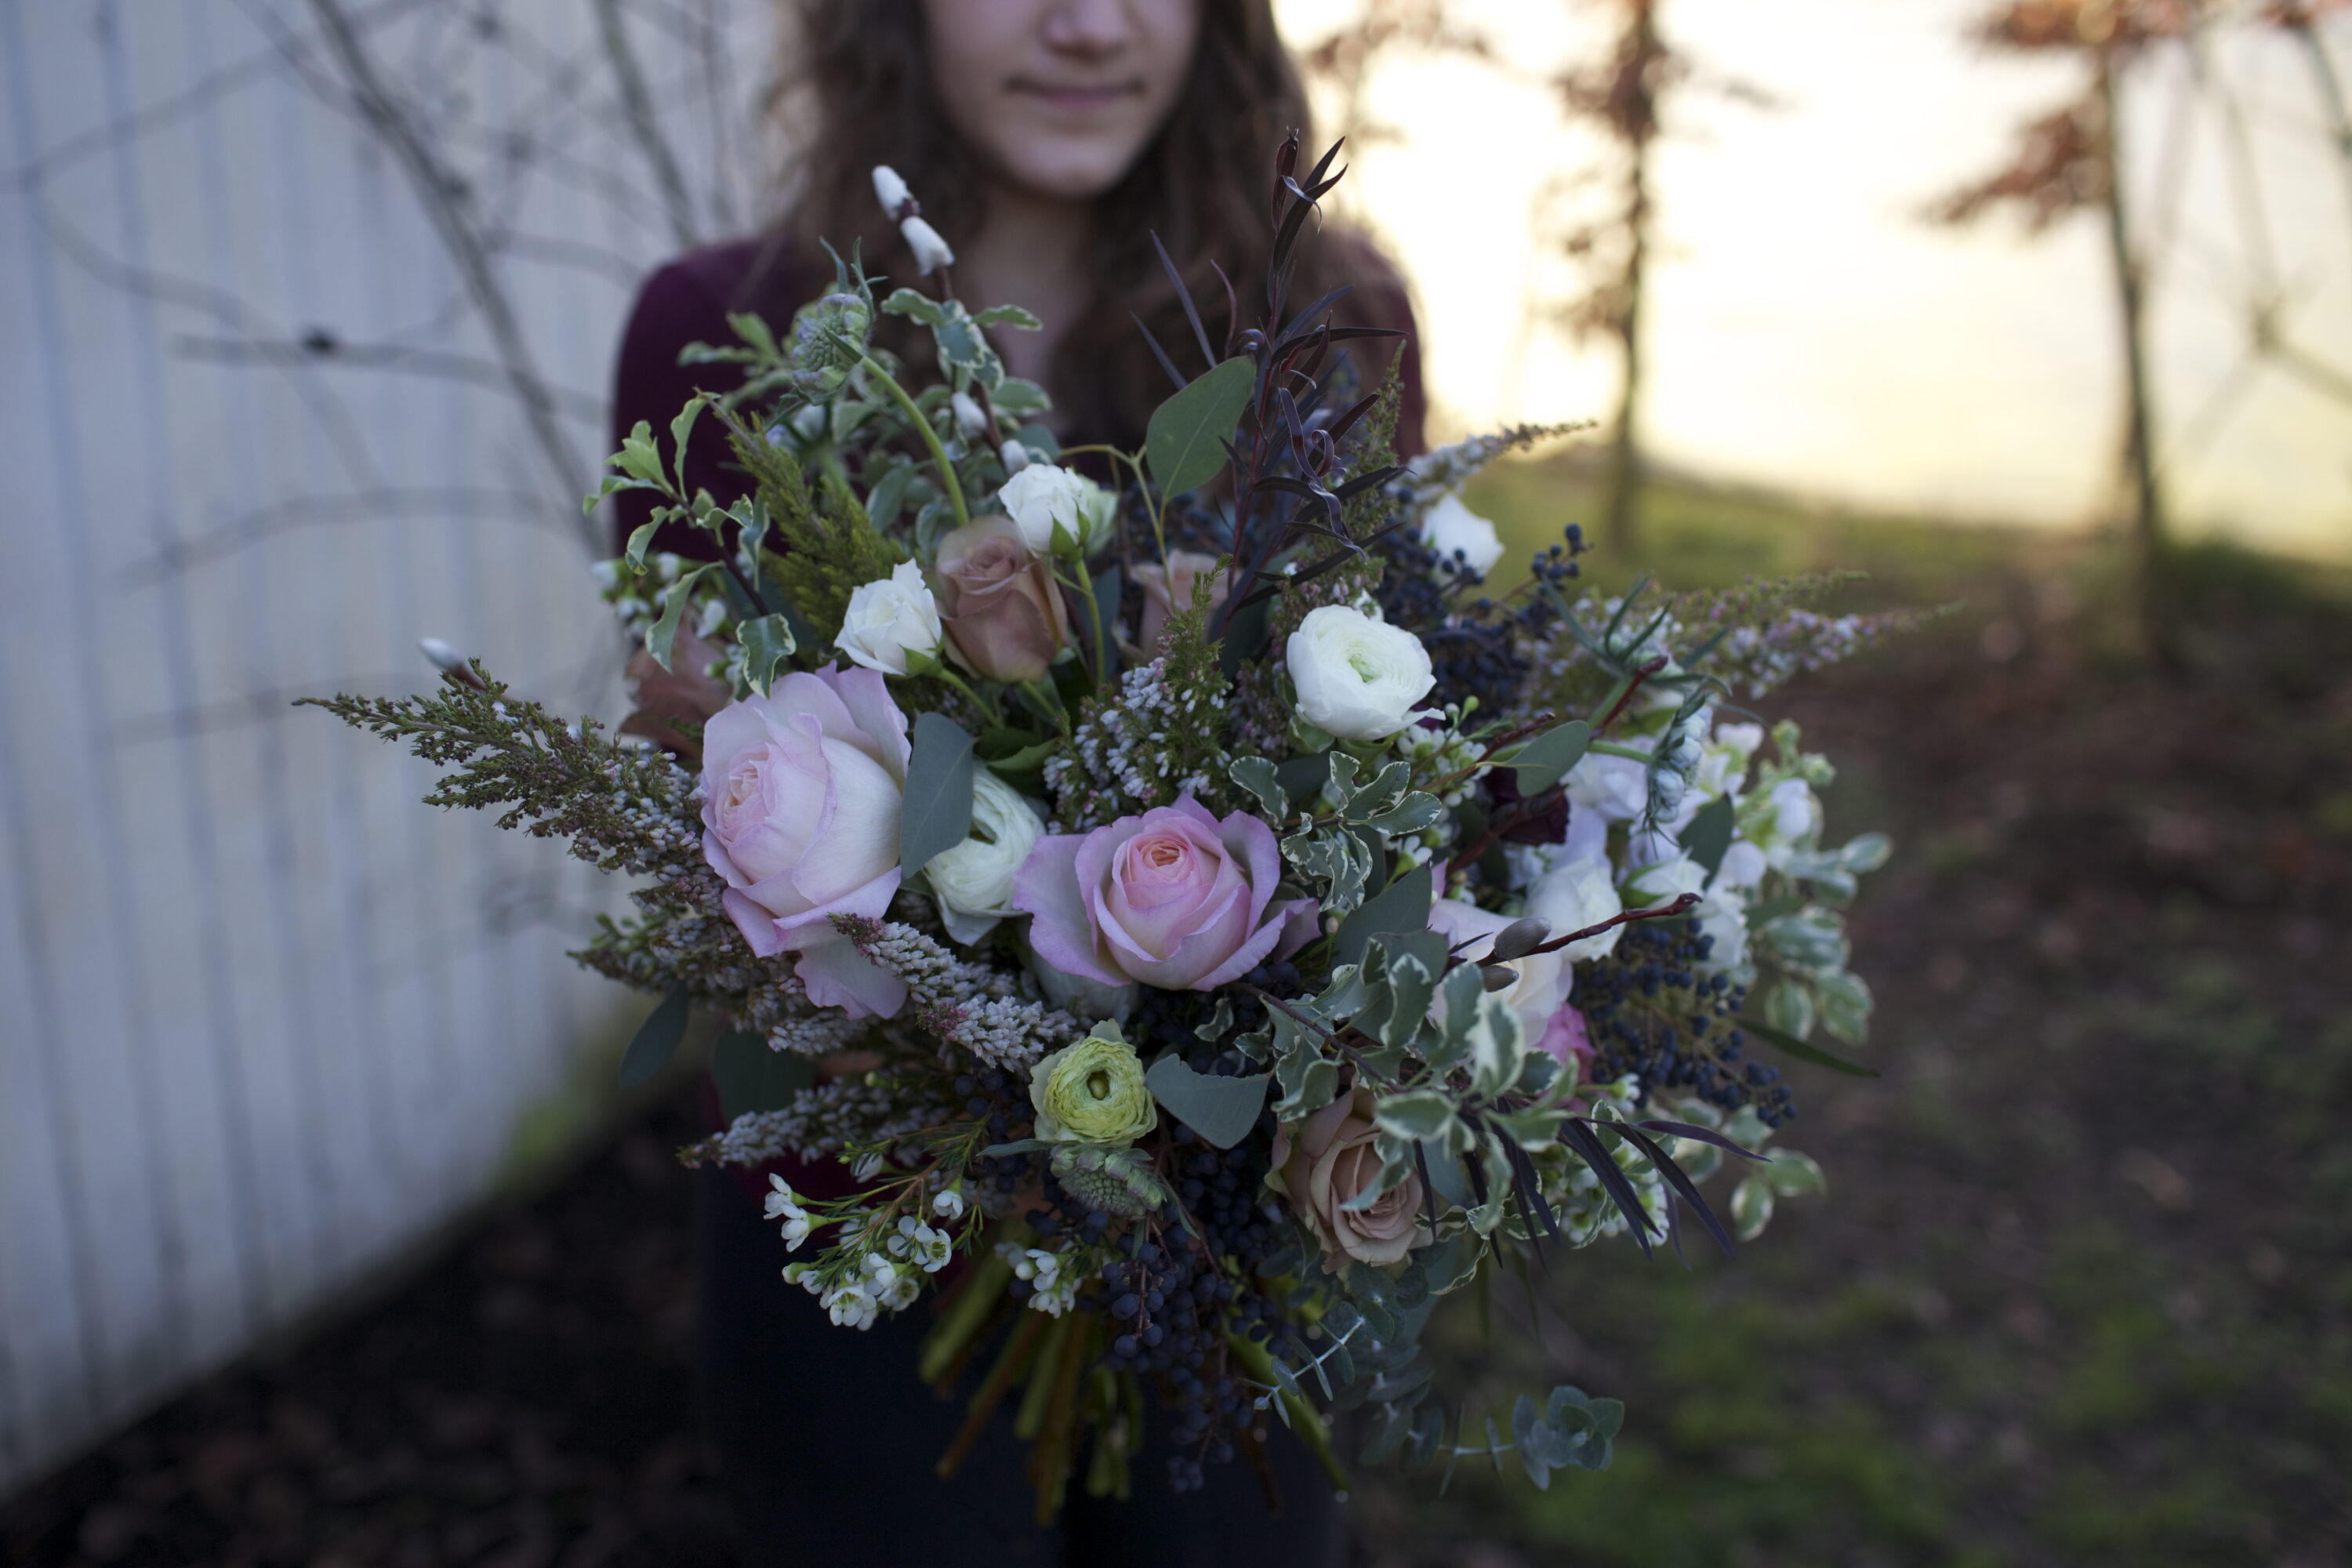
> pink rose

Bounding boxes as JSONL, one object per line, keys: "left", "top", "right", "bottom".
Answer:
{"left": 1012, "top": 796, "right": 1316, "bottom": 991}
{"left": 1269, "top": 1086, "right": 1430, "bottom": 1272}
{"left": 1537, "top": 1005, "right": 1593, "bottom": 1069}
{"left": 1131, "top": 550, "right": 1229, "bottom": 652}
{"left": 700, "top": 665, "right": 911, "bottom": 1018}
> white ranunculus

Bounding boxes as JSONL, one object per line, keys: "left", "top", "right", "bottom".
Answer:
{"left": 1286, "top": 604, "right": 1436, "bottom": 741}
{"left": 1526, "top": 855, "right": 1624, "bottom": 964}
{"left": 1421, "top": 492, "right": 1504, "bottom": 578}
{"left": 834, "top": 561, "right": 943, "bottom": 675}
{"left": 872, "top": 164, "right": 912, "bottom": 215}
{"left": 925, "top": 767, "right": 1044, "bottom": 944}
{"left": 901, "top": 216, "right": 955, "bottom": 275}
{"left": 996, "top": 463, "right": 1112, "bottom": 557}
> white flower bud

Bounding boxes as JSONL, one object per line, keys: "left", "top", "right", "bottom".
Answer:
{"left": 834, "top": 561, "right": 944, "bottom": 675}
{"left": 900, "top": 216, "right": 955, "bottom": 274}
{"left": 926, "top": 767, "right": 1045, "bottom": 944}
{"left": 419, "top": 637, "right": 465, "bottom": 672}
{"left": 996, "top": 462, "right": 1113, "bottom": 557}
{"left": 999, "top": 438, "right": 1031, "bottom": 475}
{"left": 1285, "top": 604, "right": 1436, "bottom": 741}
{"left": 951, "top": 390, "right": 987, "bottom": 436}
{"left": 872, "top": 164, "right": 913, "bottom": 216}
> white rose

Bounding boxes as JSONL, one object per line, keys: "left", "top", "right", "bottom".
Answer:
{"left": 834, "top": 560, "right": 943, "bottom": 675}
{"left": 925, "top": 766, "right": 1044, "bottom": 944}
{"left": 1428, "top": 898, "right": 1572, "bottom": 1044}
{"left": 1421, "top": 492, "right": 1504, "bottom": 578}
{"left": 1286, "top": 604, "right": 1436, "bottom": 741}
{"left": 1526, "top": 856, "right": 1624, "bottom": 964}
{"left": 996, "top": 463, "right": 1112, "bottom": 557}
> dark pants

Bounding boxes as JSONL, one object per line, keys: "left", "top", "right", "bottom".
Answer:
{"left": 695, "top": 1169, "right": 1343, "bottom": 1567}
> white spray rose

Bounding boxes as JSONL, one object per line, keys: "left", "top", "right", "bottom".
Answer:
{"left": 834, "top": 561, "right": 943, "bottom": 675}
{"left": 1421, "top": 492, "right": 1504, "bottom": 577}
{"left": 997, "top": 463, "right": 1113, "bottom": 557}
{"left": 1526, "top": 855, "right": 1624, "bottom": 964}
{"left": 1286, "top": 604, "right": 1436, "bottom": 742}
{"left": 925, "top": 766, "right": 1044, "bottom": 944}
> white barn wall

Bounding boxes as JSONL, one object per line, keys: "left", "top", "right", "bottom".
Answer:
{"left": 0, "top": 0, "right": 771, "bottom": 1494}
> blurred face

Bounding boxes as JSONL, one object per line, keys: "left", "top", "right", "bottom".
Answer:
{"left": 923, "top": 0, "right": 1202, "bottom": 202}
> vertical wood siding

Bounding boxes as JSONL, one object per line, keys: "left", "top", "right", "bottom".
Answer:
{"left": 0, "top": 0, "right": 767, "bottom": 1494}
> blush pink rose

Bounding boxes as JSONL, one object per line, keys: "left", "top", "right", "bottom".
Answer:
{"left": 1269, "top": 1086, "right": 1431, "bottom": 1272}
{"left": 1012, "top": 796, "right": 1316, "bottom": 991}
{"left": 700, "top": 665, "right": 910, "bottom": 1018}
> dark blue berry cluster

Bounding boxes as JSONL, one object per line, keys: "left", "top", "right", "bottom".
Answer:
{"left": 1576, "top": 920, "right": 1795, "bottom": 1126}
{"left": 1374, "top": 522, "right": 1588, "bottom": 716}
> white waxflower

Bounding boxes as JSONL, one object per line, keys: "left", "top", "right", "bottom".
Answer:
{"left": 894, "top": 1214, "right": 954, "bottom": 1273}
{"left": 926, "top": 767, "right": 1044, "bottom": 944}
{"left": 823, "top": 1280, "right": 878, "bottom": 1330}
{"left": 996, "top": 463, "right": 1113, "bottom": 557}
{"left": 1285, "top": 604, "right": 1436, "bottom": 742}
{"left": 901, "top": 216, "right": 955, "bottom": 274}
{"left": 951, "top": 390, "right": 988, "bottom": 436}
{"left": 764, "top": 1175, "right": 814, "bottom": 1251}
{"left": 872, "top": 164, "right": 912, "bottom": 215}
{"left": 880, "top": 1271, "right": 921, "bottom": 1311}
{"left": 1421, "top": 492, "right": 1504, "bottom": 577}
{"left": 834, "top": 560, "right": 943, "bottom": 676}
{"left": 931, "top": 1185, "right": 967, "bottom": 1221}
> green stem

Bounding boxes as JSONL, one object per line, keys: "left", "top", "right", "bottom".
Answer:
{"left": 1588, "top": 739, "right": 1654, "bottom": 763}
{"left": 859, "top": 353, "right": 971, "bottom": 532}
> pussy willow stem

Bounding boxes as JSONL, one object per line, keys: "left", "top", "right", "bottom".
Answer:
{"left": 858, "top": 352, "right": 971, "bottom": 532}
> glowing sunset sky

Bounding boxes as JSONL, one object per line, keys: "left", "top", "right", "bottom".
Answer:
{"left": 1281, "top": 0, "right": 2352, "bottom": 560}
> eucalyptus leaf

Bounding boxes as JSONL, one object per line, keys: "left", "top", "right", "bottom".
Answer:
{"left": 901, "top": 711, "right": 978, "bottom": 872}
{"left": 619, "top": 984, "right": 690, "bottom": 1089}
{"left": 1681, "top": 794, "right": 1737, "bottom": 880}
{"left": 1146, "top": 355, "right": 1255, "bottom": 499}
{"left": 1144, "top": 1055, "right": 1269, "bottom": 1150}
{"left": 1506, "top": 720, "right": 1590, "bottom": 794}
{"left": 712, "top": 1027, "right": 814, "bottom": 1121}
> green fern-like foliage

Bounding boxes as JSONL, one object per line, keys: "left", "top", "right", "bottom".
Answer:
{"left": 729, "top": 429, "right": 904, "bottom": 654}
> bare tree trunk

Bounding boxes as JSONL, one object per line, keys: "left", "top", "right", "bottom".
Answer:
{"left": 1602, "top": 1, "right": 1659, "bottom": 554}
{"left": 2096, "top": 49, "right": 2176, "bottom": 666}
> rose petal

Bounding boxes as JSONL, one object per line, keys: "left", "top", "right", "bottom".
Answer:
{"left": 1012, "top": 833, "right": 1126, "bottom": 986}
{"left": 793, "top": 939, "right": 909, "bottom": 1019}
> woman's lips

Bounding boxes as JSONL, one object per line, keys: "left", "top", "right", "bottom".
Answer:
{"left": 1013, "top": 82, "right": 1139, "bottom": 111}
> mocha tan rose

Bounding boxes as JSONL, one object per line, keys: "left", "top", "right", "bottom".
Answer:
{"left": 1269, "top": 1086, "right": 1431, "bottom": 1273}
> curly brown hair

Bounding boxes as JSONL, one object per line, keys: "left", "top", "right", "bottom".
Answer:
{"left": 764, "top": 0, "right": 1407, "bottom": 448}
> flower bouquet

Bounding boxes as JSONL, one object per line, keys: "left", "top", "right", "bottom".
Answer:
{"left": 310, "top": 142, "right": 1903, "bottom": 1519}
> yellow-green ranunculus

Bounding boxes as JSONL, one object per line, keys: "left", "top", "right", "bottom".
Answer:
{"left": 1029, "top": 1024, "right": 1158, "bottom": 1147}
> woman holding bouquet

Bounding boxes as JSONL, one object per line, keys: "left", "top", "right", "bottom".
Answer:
{"left": 609, "top": 2, "right": 1424, "bottom": 1561}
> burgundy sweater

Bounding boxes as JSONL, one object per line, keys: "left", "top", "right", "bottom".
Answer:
{"left": 606, "top": 234, "right": 1426, "bottom": 557}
